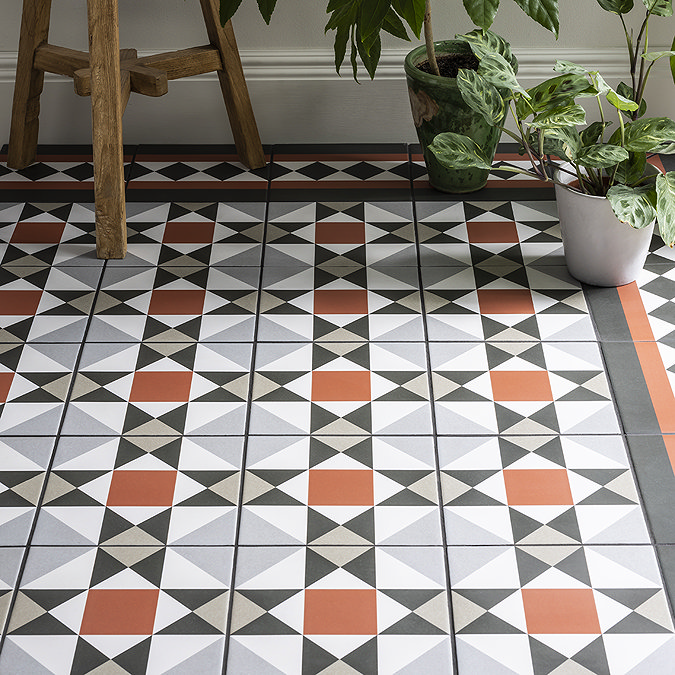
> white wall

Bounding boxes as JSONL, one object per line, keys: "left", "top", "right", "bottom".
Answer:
{"left": 1, "top": 0, "right": 674, "bottom": 146}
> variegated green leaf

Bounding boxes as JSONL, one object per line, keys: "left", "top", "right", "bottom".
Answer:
{"left": 617, "top": 82, "right": 647, "bottom": 118}
{"left": 580, "top": 121, "right": 610, "bottom": 146}
{"left": 455, "top": 29, "right": 518, "bottom": 71}
{"left": 614, "top": 151, "right": 647, "bottom": 184}
{"left": 576, "top": 143, "right": 629, "bottom": 168}
{"left": 457, "top": 69, "right": 505, "bottom": 125}
{"left": 477, "top": 53, "right": 529, "bottom": 97}
{"left": 553, "top": 60, "right": 588, "bottom": 75}
{"left": 642, "top": 0, "right": 672, "bottom": 17}
{"left": 614, "top": 117, "right": 675, "bottom": 152}
{"left": 656, "top": 172, "right": 675, "bottom": 246}
{"left": 428, "top": 132, "right": 493, "bottom": 170}
{"left": 529, "top": 103, "right": 586, "bottom": 129}
{"left": 643, "top": 50, "right": 675, "bottom": 61}
{"left": 607, "top": 184, "right": 657, "bottom": 229}
{"left": 606, "top": 89, "right": 640, "bottom": 112}
{"left": 596, "top": 0, "right": 634, "bottom": 13}
{"left": 543, "top": 127, "right": 582, "bottom": 160}
{"left": 525, "top": 73, "right": 596, "bottom": 113}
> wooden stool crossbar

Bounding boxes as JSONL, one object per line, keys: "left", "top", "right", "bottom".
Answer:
{"left": 8, "top": 0, "right": 266, "bottom": 258}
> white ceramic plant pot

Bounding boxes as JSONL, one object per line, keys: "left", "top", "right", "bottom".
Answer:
{"left": 554, "top": 164, "right": 656, "bottom": 287}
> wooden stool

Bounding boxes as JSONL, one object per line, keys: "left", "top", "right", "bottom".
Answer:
{"left": 7, "top": 0, "right": 266, "bottom": 259}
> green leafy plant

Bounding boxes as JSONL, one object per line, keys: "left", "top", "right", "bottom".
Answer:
{"left": 427, "top": 9, "right": 675, "bottom": 247}
{"left": 218, "top": 0, "right": 559, "bottom": 80}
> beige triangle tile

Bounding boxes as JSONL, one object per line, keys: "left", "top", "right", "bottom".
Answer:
{"left": 441, "top": 474, "right": 472, "bottom": 504}
{"left": 145, "top": 329, "right": 196, "bottom": 343}
{"left": 194, "top": 592, "right": 230, "bottom": 630}
{"left": 210, "top": 474, "right": 241, "bottom": 503}
{"left": 402, "top": 374, "right": 430, "bottom": 398}
{"left": 232, "top": 293, "right": 258, "bottom": 312}
{"left": 102, "top": 526, "right": 165, "bottom": 547}
{"left": 635, "top": 592, "right": 674, "bottom": 631}
{"left": 221, "top": 375, "right": 250, "bottom": 400}
{"left": 128, "top": 420, "right": 182, "bottom": 436}
{"left": 452, "top": 593, "right": 487, "bottom": 632}
{"left": 414, "top": 592, "right": 450, "bottom": 632}
{"left": 7, "top": 593, "right": 47, "bottom": 632}
{"left": 42, "top": 375, "right": 73, "bottom": 401}
{"left": 103, "top": 546, "right": 163, "bottom": 567}
{"left": 230, "top": 592, "right": 266, "bottom": 633}
{"left": 309, "top": 546, "right": 371, "bottom": 568}
{"left": 313, "top": 419, "right": 369, "bottom": 435}
{"left": 12, "top": 474, "right": 46, "bottom": 505}
{"left": 43, "top": 474, "right": 78, "bottom": 503}
{"left": 311, "top": 526, "right": 372, "bottom": 546}
{"left": 71, "top": 375, "right": 103, "bottom": 399}
{"left": 408, "top": 474, "right": 439, "bottom": 502}
{"left": 519, "top": 545, "right": 582, "bottom": 567}
{"left": 243, "top": 473, "right": 276, "bottom": 502}
{"left": 518, "top": 525, "right": 579, "bottom": 546}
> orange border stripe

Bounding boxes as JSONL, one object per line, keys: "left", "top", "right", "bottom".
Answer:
{"left": 617, "top": 283, "right": 655, "bottom": 341}
{"left": 634, "top": 342, "right": 675, "bottom": 434}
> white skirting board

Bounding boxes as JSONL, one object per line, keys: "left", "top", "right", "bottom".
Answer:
{"left": 0, "top": 47, "right": 674, "bottom": 145}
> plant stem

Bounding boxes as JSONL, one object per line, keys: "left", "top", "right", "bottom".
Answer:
{"left": 424, "top": 0, "right": 440, "bottom": 76}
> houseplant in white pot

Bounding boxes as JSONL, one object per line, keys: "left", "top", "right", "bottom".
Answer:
{"left": 426, "top": 1, "right": 675, "bottom": 285}
{"left": 218, "top": 0, "right": 560, "bottom": 192}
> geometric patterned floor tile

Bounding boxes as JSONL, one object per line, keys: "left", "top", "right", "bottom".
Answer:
{"left": 0, "top": 264, "right": 102, "bottom": 343}
{"left": 637, "top": 266, "right": 675, "bottom": 342}
{"left": 416, "top": 200, "right": 564, "bottom": 268}
{"left": 102, "top": 202, "right": 265, "bottom": 268}
{"left": 61, "top": 342, "right": 252, "bottom": 436}
{"left": 422, "top": 265, "right": 595, "bottom": 342}
{"left": 439, "top": 436, "right": 649, "bottom": 546}
{"left": 0, "top": 202, "right": 102, "bottom": 267}
{"left": 0, "top": 547, "right": 23, "bottom": 635}
{"left": 0, "top": 544, "right": 232, "bottom": 675}
{"left": 449, "top": 544, "right": 675, "bottom": 675}
{"left": 228, "top": 545, "right": 453, "bottom": 674}
{"left": 239, "top": 436, "right": 441, "bottom": 546}
{"left": 249, "top": 342, "right": 432, "bottom": 435}
{"left": 258, "top": 265, "right": 423, "bottom": 342}
{"left": 87, "top": 265, "right": 258, "bottom": 343}
{"left": 265, "top": 202, "right": 418, "bottom": 268}
{"left": 0, "top": 343, "right": 79, "bottom": 436}
{"left": 430, "top": 342, "right": 620, "bottom": 435}
{"left": 32, "top": 435, "right": 244, "bottom": 546}
{"left": 0, "top": 437, "right": 55, "bottom": 546}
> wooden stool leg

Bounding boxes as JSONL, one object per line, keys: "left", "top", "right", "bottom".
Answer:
{"left": 199, "top": 0, "right": 266, "bottom": 169}
{"left": 87, "top": 0, "right": 126, "bottom": 259}
{"left": 7, "top": 0, "right": 52, "bottom": 169}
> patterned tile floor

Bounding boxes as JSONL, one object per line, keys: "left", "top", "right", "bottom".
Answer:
{"left": 0, "top": 143, "right": 675, "bottom": 674}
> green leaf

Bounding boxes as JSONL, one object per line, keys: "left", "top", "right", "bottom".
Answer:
{"left": 256, "top": 0, "right": 278, "bottom": 23}
{"left": 359, "top": 0, "right": 392, "bottom": 38}
{"left": 656, "top": 172, "right": 675, "bottom": 246}
{"left": 607, "top": 89, "right": 640, "bottom": 112}
{"left": 643, "top": 0, "right": 673, "bottom": 17}
{"left": 356, "top": 24, "right": 381, "bottom": 79}
{"left": 477, "top": 53, "right": 529, "bottom": 97}
{"left": 643, "top": 50, "right": 675, "bottom": 61}
{"left": 544, "top": 127, "right": 582, "bottom": 160}
{"left": 596, "top": 0, "right": 634, "bottom": 13}
{"left": 580, "top": 121, "right": 610, "bottom": 146}
{"left": 614, "top": 151, "right": 647, "bottom": 184}
{"left": 526, "top": 74, "right": 596, "bottom": 115}
{"left": 617, "top": 117, "right": 675, "bottom": 152}
{"left": 607, "top": 183, "right": 658, "bottom": 229}
{"left": 529, "top": 103, "right": 586, "bottom": 128}
{"left": 382, "top": 7, "right": 410, "bottom": 39}
{"left": 455, "top": 29, "right": 517, "bottom": 71}
{"left": 512, "top": 0, "right": 559, "bottom": 36}
{"left": 576, "top": 143, "right": 630, "bottom": 168}
{"left": 333, "top": 25, "right": 350, "bottom": 74}
{"left": 457, "top": 69, "right": 506, "bottom": 125}
{"left": 617, "top": 82, "right": 647, "bottom": 118}
{"left": 392, "top": 0, "right": 425, "bottom": 37}
{"left": 671, "top": 35, "right": 675, "bottom": 88}
{"left": 219, "top": 0, "right": 244, "bottom": 25}
{"left": 553, "top": 60, "right": 588, "bottom": 75}
{"left": 462, "top": 0, "right": 501, "bottom": 30}
{"left": 428, "top": 132, "right": 493, "bottom": 170}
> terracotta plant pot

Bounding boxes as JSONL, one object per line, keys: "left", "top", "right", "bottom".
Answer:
{"left": 404, "top": 40, "right": 504, "bottom": 193}
{"left": 554, "top": 164, "right": 657, "bottom": 287}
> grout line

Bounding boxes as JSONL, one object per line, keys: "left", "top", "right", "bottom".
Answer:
{"left": 0, "top": 232, "right": 108, "bottom": 651}
{"left": 409, "top": 145, "right": 460, "bottom": 674}
{"left": 220, "top": 147, "right": 273, "bottom": 674}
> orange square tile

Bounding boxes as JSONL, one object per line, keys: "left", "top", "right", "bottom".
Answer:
{"left": 467, "top": 221, "right": 519, "bottom": 243}
{"left": 80, "top": 589, "right": 160, "bottom": 635}
{"left": 11, "top": 222, "right": 66, "bottom": 244}
{"left": 0, "top": 373, "right": 13, "bottom": 403}
{"left": 148, "top": 289, "right": 206, "bottom": 315}
{"left": 522, "top": 589, "right": 601, "bottom": 634}
{"left": 504, "top": 469, "right": 573, "bottom": 505}
{"left": 304, "top": 589, "right": 377, "bottom": 634}
{"left": 314, "top": 289, "right": 368, "bottom": 314}
{"left": 0, "top": 290, "right": 42, "bottom": 315}
{"left": 490, "top": 371, "right": 553, "bottom": 401}
{"left": 315, "top": 222, "right": 366, "bottom": 244}
{"left": 477, "top": 289, "right": 534, "bottom": 314}
{"left": 311, "top": 371, "right": 371, "bottom": 401}
{"left": 308, "top": 469, "right": 374, "bottom": 505}
{"left": 162, "top": 221, "right": 215, "bottom": 243}
{"left": 106, "top": 470, "right": 177, "bottom": 506}
{"left": 129, "top": 371, "right": 193, "bottom": 402}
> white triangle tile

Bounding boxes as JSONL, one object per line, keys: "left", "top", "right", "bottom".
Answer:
{"left": 375, "top": 591, "right": 413, "bottom": 632}
{"left": 23, "top": 549, "right": 97, "bottom": 589}
{"left": 305, "top": 634, "right": 374, "bottom": 659}
{"left": 167, "top": 507, "right": 231, "bottom": 543}
{"left": 603, "top": 635, "right": 675, "bottom": 675}
{"left": 531, "top": 634, "right": 601, "bottom": 658}
{"left": 161, "top": 549, "right": 228, "bottom": 589}
{"left": 152, "top": 591, "right": 192, "bottom": 633}
{"left": 267, "top": 591, "right": 304, "bottom": 634}
{"left": 457, "top": 635, "right": 534, "bottom": 675}
{"left": 230, "top": 636, "right": 303, "bottom": 673}
{"left": 489, "top": 590, "right": 528, "bottom": 632}
{"left": 523, "top": 567, "right": 589, "bottom": 590}
{"left": 48, "top": 590, "right": 88, "bottom": 633}
{"left": 243, "top": 506, "right": 307, "bottom": 544}
{"left": 6, "top": 636, "right": 79, "bottom": 674}
{"left": 446, "top": 506, "right": 513, "bottom": 544}
{"left": 306, "top": 567, "right": 373, "bottom": 590}
{"left": 81, "top": 635, "right": 149, "bottom": 658}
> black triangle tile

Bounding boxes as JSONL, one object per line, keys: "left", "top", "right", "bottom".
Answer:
{"left": 555, "top": 548, "right": 592, "bottom": 586}
{"left": 302, "top": 637, "right": 337, "bottom": 675}
{"left": 22, "top": 589, "right": 83, "bottom": 613}
{"left": 382, "top": 614, "right": 446, "bottom": 635}
{"left": 455, "top": 589, "right": 515, "bottom": 611}
{"left": 341, "top": 637, "right": 378, "bottom": 674}
{"left": 342, "top": 548, "right": 376, "bottom": 587}
{"left": 510, "top": 510, "right": 545, "bottom": 544}
{"left": 571, "top": 636, "right": 611, "bottom": 675}
{"left": 529, "top": 636, "right": 569, "bottom": 675}
{"left": 71, "top": 638, "right": 109, "bottom": 675}
{"left": 305, "top": 548, "right": 340, "bottom": 587}
{"left": 157, "top": 613, "right": 222, "bottom": 635}
{"left": 547, "top": 508, "right": 582, "bottom": 542}
{"left": 113, "top": 637, "right": 152, "bottom": 675}
{"left": 460, "top": 612, "right": 523, "bottom": 634}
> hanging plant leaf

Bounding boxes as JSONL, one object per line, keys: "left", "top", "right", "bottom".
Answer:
{"left": 642, "top": 0, "right": 673, "bottom": 18}
{"left": 656, "top": 172, "right": 675, "bottom": 246}
{"left": 525, "top": 73, "right": 596, "bottom": 113}
{"left": 596, "top": 0, "right": 634, "bottom": 13}
{"left": 477, "top": 53, "right": 529, "bottom": 96}
{"left": 392, "top": 0, "right": 425, "bottom": 37}
{"left": 607, "top": 183, "right": 657, "bottom": 229}
{"left": 428, "top": 132, "right": 493, "bottom": 170}
{"left": 462, "top": 0, "right": 502, "bottom": 31}
{"left": 613, "top": 117, "right": 675, "bottom": 151}
{"left": 456, "top": 69, "right": 506, "bottom": 125}
{"left": 529, "top": 103, "right": 586, "bottom": 129}
{"left": 575, "top": 143, "right": 629, "bottom": 168}
{"left": 512, "top": 0, "right": 560, "bottom": 36}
